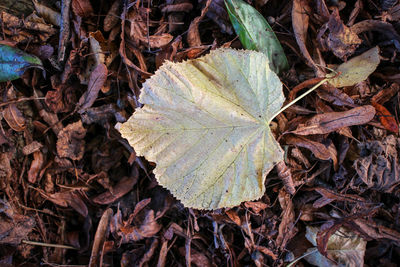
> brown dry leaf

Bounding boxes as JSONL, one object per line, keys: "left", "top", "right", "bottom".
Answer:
{"left": 56, "top": 120, "right": 87, "bottom": 161}
{"left": 276, "top": 161, "right": 296, "bottom": 194}
{"left": 32, "top": 0, "right": 61, "bottom": 26}
{"left": 92, "top": 176, "right": 138, "bottom": 205}
{"left": 292, "top": 0, "right": 318, "bottom": 71}
{"left": 187, "top": 0, "right": 212, "bottom": 47}
{"left": 1, "top": 11, "right": 57, "bottom": 43}
{"left": 276, "top": 189, "right": 297, "bottom": 249}
{"left": 0, "top": 199, "right": 35, "bottom": 245}
{"left": 317, "top": 84, "right": 356, "bottom": 107}
{"left": 285, "top": 135, "right": 335, "bottom": 162}
{"left": 225, "top": 209, "right": 241, "bottom": 226}
{"left": 353, "top": 135, "right": 400, "bottom": 192}
{"left": 111, "top": 209, "right": 162, "bottom": 243}
{"left": 144, "top": 33, "right": 174, "bottom": 48}
{"left": 22, "top": 141, "right": 43, "bottom": 155}
{"left": 290, "top": 105, "right": 375, "bottom": 135}
{"left": 89, "top": 208, "right": 113, "bottom": 267}
{"left": 71, "top": 0, "right": 93, "bottom": 17}
{"left": 27, "top": 151, "right": 44, "bottom": 183}
{"left": 46, "top": 76, "right": 77, "bottom": 113}
{"left": 305, "top": 225, "right": 367, "bottom": 267}
{"left": 201, "top": 0, "right": 233, "bottom": 34}
{"left": 351, "top": 20, "right": 400, "bottom": 45}
{"left": 319, "top": 8, "right": 362, "bottom": 60}
{"left": 353, "top": 218, "right": 400, "bottom": 242}
{"left": 40, "top": 190, "right": 88, "bottom": 217}
{"left": 313, "top": 187, "right": 365, "bottom": 208}
{"left": 104, "top": 0, "right": 121, "bottom": 31}
{"left": 371, "top": 83, "right": 400, "bottom": 104}
{"left": 244, "top": 201, "right": 269, "bottom": 214}
{"left": 3, "top": 104, "right": 26, "bottom": 132}
{"left": 77, "top": 63, "right": 108, "bottom": 113}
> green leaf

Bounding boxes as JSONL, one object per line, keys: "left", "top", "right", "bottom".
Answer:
{"left": 304, "top": 226, "right": 367, "bottom": 267}
{"left": 327, "top": 47, "right": 380, "bottom": 88}
{"left": 118, "top": 48, "right": 284, "bottom": 210}
{"left": 0, "top": 44, "right": 42, "bottom": 82}
{"left": 224, "top": 0, "right": 288, "bottom": 74}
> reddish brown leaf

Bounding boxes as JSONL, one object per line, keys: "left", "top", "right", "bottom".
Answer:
{"left": 319, "top": 8, "right": 362, "bottom": 60}
{"left": 92, "top": 176, "right": 138, "bottom": 205}
{"left": 28, "top": 151, "right": 44, "bottom": 183}
{"left": 371, "top": 83, "right": 400, "bottom": 105}
{"left": 244, "top": 201, "right": 269, "bottom": 214}
{"left": 276, "top": 161, "right": 295, "bottom": 195}
{"left": 77, "top": 63, "right": 108, "bottom": 113}
{"left": 276, "top": 189, "right": 297, "bottom": 249}
{"left": 22, "top": 141, "right": 43, "bottom": 155}
{"left": 290, "top": 105, "right": 375, "bottom": 135}
{"left": 187, "top": 0, "right": 212, "bottom": 47}
{"left": 286, "top": 135, "right": 333, "bottom": 161}
{"left": 225, "top": 209, "right": 241, "bottom": 226}
{"left": 3, "top": 104, "right": 26, "bottom": 131}
{"left": 291, "top": 0, "right": 319, "bottom": 72}
{"left": 89, "top": 208, "right": 113, "bottom": 267}
{"left": 104, "top": 0, "right": 121, "bottom": 32}
{"left": 56, "top": 120, "right": 87, "bottom": 161}
{"left": 371, "top": 101, "right": 399, "bottom": 133}
{"left": 0, "top": 199, "right": 35, "bottom": 245}
{"left": 71, "top": 0, "right": 93, "bottom": 17}
{"left": 313, "top": 187, "right": 365, "bottom": 208}
{"left": 111, "top": 209, "right": 162, "bottom": 243}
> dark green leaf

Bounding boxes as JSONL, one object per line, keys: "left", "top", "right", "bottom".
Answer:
{"left": 225, "top": 0, "right": 288, "bottom": 74}
{"left": 0, "top": 45, "right": 42, "bottom": 82}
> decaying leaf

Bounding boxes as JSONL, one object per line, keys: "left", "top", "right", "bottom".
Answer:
{"left": 0, "top": 199, "right": 35, "bottom": 245}
{"left": 353, "top": 135, "right": 400, "bottom": 193}
{"left": 371, "top": 101, "right": 398, "bottom": 133}
{"left": 2, "top": 103, "right": 26, "bottom": 131}
{"left": 305, "top": 226, "right": 367, "bottom": 267}
{"left": 225, "top": 0, "right": 288, "bottom": 74}
{"left": 56, "top": 120, "right": 87, "bottom": 161}
{"left": 118, "top": 48, "right": 284, "bottom": 209}
{"left": 0, "top": 44, "right": 42, "bottom": 82}
{"left": 328, "top": 47, "right": 380, "bottom": 88}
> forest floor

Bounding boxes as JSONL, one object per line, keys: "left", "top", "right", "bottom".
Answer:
{"left": 1, "top": 0, "right": 400, "bottom": 266}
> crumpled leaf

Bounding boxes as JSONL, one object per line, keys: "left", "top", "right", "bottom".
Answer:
{"left": 0, "top": 44, "right": 42, "bottom": 82}
{"left": 56, "top": 120, "right": 87, "bottom": 161}
{"left": 353, "top": 135, "right": 400, "bottom": 192}
{"left": 305, "top": 226, "right": 367, "bottom": 267}
{"left": 0, "top": 199, "right": 35, "bottom": 245}
{"left": 328, "top": 47, "right": 380, "bottom": 88}
{"left": 225, "top": 0, "right": 288, "bottom": 74}
{"left": 118, "top": 48, "right": 284, "bottom": 209}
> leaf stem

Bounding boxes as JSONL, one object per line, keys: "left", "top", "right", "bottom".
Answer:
{"left": 268, "top": 78, "right": 328, "bottom": 124}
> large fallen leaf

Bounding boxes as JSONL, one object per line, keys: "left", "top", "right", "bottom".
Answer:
{"left": 305, "top": 226, "right": 367, "bottom": 267}
{"left": 225, "top": 0, "right": 288, "bottom": 74}
{"left": 328, "top": 47, "right": 380, "bottom": 88}
{"left": 0, "top": 44, "right": 42, "bottom": 82}
{"left": 118, "top": 48, "right": 284, "bottom": 210}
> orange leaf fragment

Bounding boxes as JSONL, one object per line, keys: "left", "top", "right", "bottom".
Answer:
{"left": 371, "top": 101, "right": 399, "bottom": 133}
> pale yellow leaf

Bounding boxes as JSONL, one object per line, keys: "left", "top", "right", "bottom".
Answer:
{"left": 118, "top": 48, "right": 284, "bottom": 210}
{"left": 328, "top": 47, "right": 380, "bottom": 88}
{"left": 304, "top": 226, "right": 367, "bottom": 267}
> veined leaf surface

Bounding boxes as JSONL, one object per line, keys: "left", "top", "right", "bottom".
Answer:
{"left": 0, "top": 45, "right": 42, "bottom": 82}
{"left": 119, "top": 48, "right": 284, "bottom": 210}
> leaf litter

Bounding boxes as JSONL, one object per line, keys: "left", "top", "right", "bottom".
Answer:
{"left": 0, "top": 0, "right": 400, "bottom": 266}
